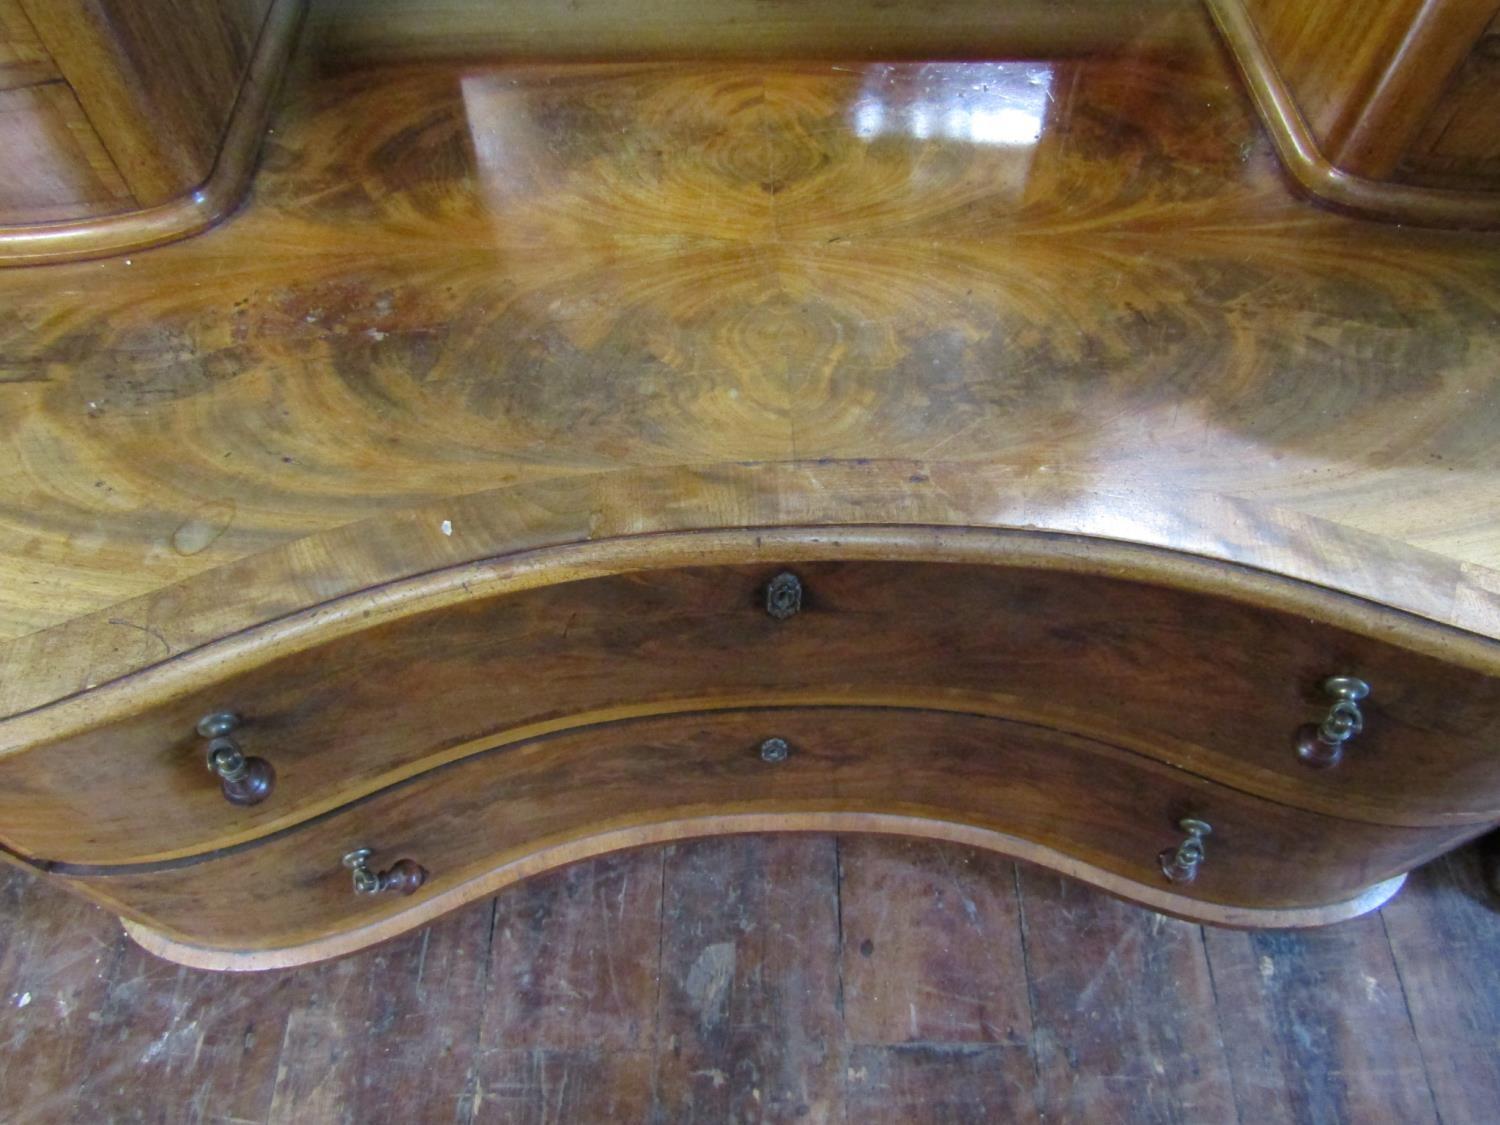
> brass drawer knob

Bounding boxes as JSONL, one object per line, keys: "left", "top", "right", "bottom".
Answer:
{"left": 765, "top": 572, "right": 802, "bottom": 620}
{"left": 1296, "top": 676, "right": 1371, "bottom": 769}
{"left": 1159, "top": 817, "right": 1212, "bottom": 884}
{"left": 342, "top": 847, "right": 427, "bottom": 896}
{"left": 196, "top": 712, "right": 275, "bottom": 806}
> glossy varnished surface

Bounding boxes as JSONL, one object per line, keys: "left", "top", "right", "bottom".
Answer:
{"left": 0, "top": 0, "right": 305, "bottom": 263}
{"left": 1, "top": 15, "right": 1500, "bottom": 700}
{"left": 7, "top": 554, "right": 1500, "bottom": 869}
{"left": 308, "top": 0, "right": 1206, "bottom": 64}
{"left": 66, "top": 708, "right": 1451, "bottom": 964}
{"left": 17, "top": 0, "right": 273, "bottom": 206}
{"left": 1236, "top": 0, "right": 1497, "bottom": 179}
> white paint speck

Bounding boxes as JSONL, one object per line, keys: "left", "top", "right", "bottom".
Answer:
{"left": 123, "top": 259, "right": 132, "bottom": 266}
{"left": 16, "top": 992, "right": 31, "bottom": 1008}
{"left": 440, "top": 519, "right": 453, "bottom": 536}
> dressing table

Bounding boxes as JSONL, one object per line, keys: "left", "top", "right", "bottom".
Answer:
{"left": 1, "top": 0, "right": 1498, "bottom": 968}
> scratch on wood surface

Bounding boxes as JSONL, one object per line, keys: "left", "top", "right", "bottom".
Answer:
{"left": 105, "top": 617, "right": 172, "bottom": 658}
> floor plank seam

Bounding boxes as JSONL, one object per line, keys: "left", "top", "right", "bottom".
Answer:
{"left": 1379, "top": 898, "right": 1447, "bottom": 1125}
{"left": 833, "top": 835, "right": 850, "bottom": 1125}
{"left": 456, "top": 896, "right": 502, "bottom": 1125}
{"left": 1011, "top": 863, "right": 1047, "bottom": 1120}
{"left": 1197, "top": 924, "right": 1247, "bottom": 1125}
{"left": 647, "top": 846, "right": 668, "bottom": 1118}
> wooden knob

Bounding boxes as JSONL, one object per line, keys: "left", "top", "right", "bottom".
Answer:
{"left": 379, "top": 859, "right": 428, "bottom": 896}
{"left": 342, "top": 848, "right": 428, "bottom": 896}
{"left": 199, "top": 713, "right": 275, "bottom": 806}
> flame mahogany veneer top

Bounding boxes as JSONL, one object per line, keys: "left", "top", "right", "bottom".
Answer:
{"left": 1, "top": 14, "right": 1499, "bottom": 720}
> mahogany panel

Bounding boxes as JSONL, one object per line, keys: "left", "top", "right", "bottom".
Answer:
{"left": 0, "top": 0, "right": 55, "bottom": 90}
{"left": 1402, "top": 29, "right": 1500, "bottom": 190}
{"left": 0, "top": 81, "right": 130, "bottom": 222}
{"left": 311, "top": 0, "right": 1203, "bottom": 65}
{"left": 18, "top": 0, "right": 273, "bottom": 205}
{"left": 1238, "top": 0, "right": 1498, "bottom": 179}
{"left": 59, "top": 708, "right": 1465, "bottom": 966}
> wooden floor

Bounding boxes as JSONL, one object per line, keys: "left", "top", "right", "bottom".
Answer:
{"left": 1, "top": 834, "right": 1496, "bottom": 1123}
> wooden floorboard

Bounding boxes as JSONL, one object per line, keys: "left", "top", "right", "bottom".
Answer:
{"left": 1, "top": 834, "right": 1497, "bottom": 1123}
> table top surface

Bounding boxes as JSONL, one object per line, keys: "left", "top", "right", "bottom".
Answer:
{"left": 2, "top": 8, "right": 1499, "bottom": 717}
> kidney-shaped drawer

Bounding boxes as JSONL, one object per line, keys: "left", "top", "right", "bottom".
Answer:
{"left": 3, "top": 558, "right": 1499, "bottom": 865}
{"left": 68, "top": 707, "right": 1466, "bottom": 968}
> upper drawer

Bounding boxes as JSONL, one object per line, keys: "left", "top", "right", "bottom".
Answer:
{"left": 3, "top": 555, "right": 1499, "bottom": 865}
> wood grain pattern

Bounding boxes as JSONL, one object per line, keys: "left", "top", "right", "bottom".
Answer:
{"left": 51, "top": 707, "right": 1462, "bottom": 966}
{"left": 1237, "top": 0, "right": 1499, "bottom": 179}
{"left": 0, "top": 81, "right": 129, "bottom": 222}
{"left": 1208, "top": 0, "right": 1500, "bottom": 225}
{"left": 18, "top": 0, "right": 273, "bottom": 205}
{"left": 4, "top": 834, "right": 1493, "bottom": 1123}
{"left": 1017, "top": 865, "right": 1239, "bottom": 1121}
{"left": 0, "top": 0, "right": 305, "bottom": 263}
{"left": 1402, "top": 28, "right": 1500, "bottom": 190}
{"left": 1202, "top": 916, "right": 1439, "bottom": 1121}
{"left": 0, "top": 34, "right": 1498, "bottom": 692}
{"left": 2, "top": 18, "right": 1500, "bottom": 969}
{"left": 0, "top": 0, "right": 55, "bottom": 90}
{"left": 6, "top": 552, "right": 1500, "bottom": 868}
{"left": 310, "top": 0, "right": 1205, "bottom": 64}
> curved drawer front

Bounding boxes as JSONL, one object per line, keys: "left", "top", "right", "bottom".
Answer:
{"left": 4, "top": 558, "right": 1500, "bottom": 864}
{"left": 68, "top": 708, "right": 1464, "bottom": 965}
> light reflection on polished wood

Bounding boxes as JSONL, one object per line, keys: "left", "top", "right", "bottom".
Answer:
{"left": 0, "top": 22, "right": 1498, "bottom": 703}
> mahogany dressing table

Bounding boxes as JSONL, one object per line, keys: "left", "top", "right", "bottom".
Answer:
{"left": 1, "top": 0, "right": 1498, "bottom": 968}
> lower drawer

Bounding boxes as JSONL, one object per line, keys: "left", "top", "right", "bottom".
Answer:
{"left": 61, "top": 707, "right": 1470, "bottom": 968}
